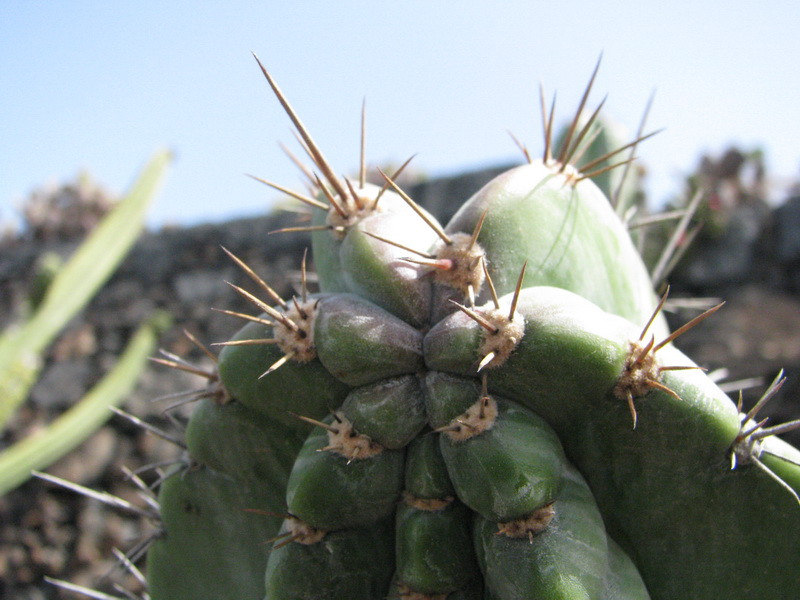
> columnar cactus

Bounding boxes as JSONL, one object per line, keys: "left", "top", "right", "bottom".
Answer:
{"left": 144, "top": 58, "right": 800, "bottom": 600}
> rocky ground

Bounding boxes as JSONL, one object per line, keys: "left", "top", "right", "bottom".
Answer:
{"left": 2, "top": 164, "right": 800, "bottom": 599}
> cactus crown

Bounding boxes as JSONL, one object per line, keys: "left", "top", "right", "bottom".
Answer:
{"left": 43, "top": 56, "right": 800, "bottom": 600}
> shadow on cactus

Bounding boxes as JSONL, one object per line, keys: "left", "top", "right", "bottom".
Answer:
{"left": 45, "top": 59, "right": 800, "bottom": 600}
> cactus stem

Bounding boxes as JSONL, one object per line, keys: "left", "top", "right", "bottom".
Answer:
{"left": 379, "top": 169, "right": 452, "bottom": 245}
{"left": 731, "top": 377, "right": 800, "bottom": 505}
{"left": 373, "top": 154, "right": 417, "bottom": 208}
{"left": 279, "top": 141, "right": 316, "bottom": 187}
{"left": 110, "top": 407, "right": 188, "bottom": 449}
{"left": 211, "top": 308, "right": 275, "bottom": 327}
{"left": 495, "top": 502, "right": 556, "bottom": 541}
{"left": 246, "top": 174, "right": 329, "bottom": 211}
{"left": 556, "top": 55, "right": 602, "bottom": 169}
{"left": 615, "top": 286, "right": 720, "bottom": 428}
{"left": 252, "top": 53, "right": 349, "bottom": 203}
{"left": 364, "top": 231, "right": 436, "bottom": 259}
{"left": 507, "top": 129, "right": 532, "bottom": 163}
{"left": 222, "top": 246, "right": 288, "bottom": 309}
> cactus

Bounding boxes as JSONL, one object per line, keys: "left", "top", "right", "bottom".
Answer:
{"left": 53, "top": 61, "right": 800, "bottom": 599}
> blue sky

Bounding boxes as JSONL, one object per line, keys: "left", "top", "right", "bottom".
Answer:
{"left": 2, "top": 2, "right": 799, "bottom": 230}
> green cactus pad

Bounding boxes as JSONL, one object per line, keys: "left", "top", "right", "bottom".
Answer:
{"left": 427, "top": 284, "right": 800, "bottom": 598}
{"left": 441, "top": 161, "right": 661, "bottom": 328}
{"left": 186, "top": 398, "right": 304, "bottom": 484}
{"left": 314, "top": 294, "right": 425, "bottom": 386}
{"left": 394, "top": 500, "right": 477, "bottom": 595}
{"left": 285, "top": 416, "right": 405, "bottom": 530}
{"left": 263, "top": 518, "right": 395, "bottom": 600}
{"left": 339, "top": 375, "right": 427, "bottom": 449}
{"left": 147, "top": 466, "right": 283, "bottom": 600}
{"left": 140, "top": 62, "right": 800, "bottom": 600}
{"left": 473, "top": 464, "right": 609, "bottom": 600}
{"left": 438, "top": 397, "right": 567, "bottom": 522}
{"left": 404, "top": 433, "right": 456, "bottom": 500}
{"left": 217, "top": 315, "right": 349, "bottom": 435}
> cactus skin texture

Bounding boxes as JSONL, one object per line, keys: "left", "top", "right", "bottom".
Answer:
{"left": 144, "top": 59, "right": 800, "bottom": 600}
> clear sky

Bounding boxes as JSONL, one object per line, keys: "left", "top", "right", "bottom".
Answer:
{"left": 2, "top": 1, "right": 799, "bottom": 230}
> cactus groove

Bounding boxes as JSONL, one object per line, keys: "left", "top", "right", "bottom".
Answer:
{"left": 138, "top": 57, "right": 800, "bottom": 600}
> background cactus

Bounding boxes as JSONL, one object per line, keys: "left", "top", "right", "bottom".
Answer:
{"left": 47, "top": 60, "right": 800, "bottom": 599}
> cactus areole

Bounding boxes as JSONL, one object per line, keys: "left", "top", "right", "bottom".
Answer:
{"left": 143, "top": 57, "right": 800, "bottom": 600}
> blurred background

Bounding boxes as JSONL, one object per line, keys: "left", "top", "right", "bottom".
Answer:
{"left": 2, "top": 1, "right": 800, "bottom": 230}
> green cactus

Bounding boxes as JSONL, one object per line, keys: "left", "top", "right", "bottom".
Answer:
{"left": 96, "top": 60, "right": 800, "bottom": 600}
